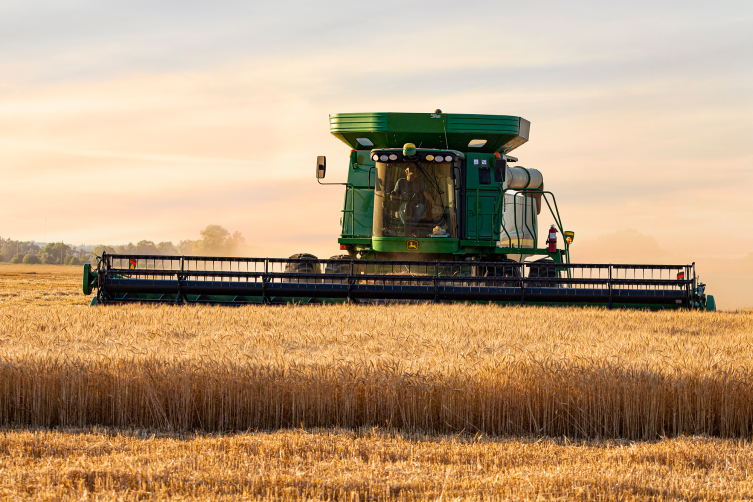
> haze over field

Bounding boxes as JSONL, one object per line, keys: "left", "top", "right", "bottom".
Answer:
{"left": 1, "top": 1, "right": 751, "bottom": 307}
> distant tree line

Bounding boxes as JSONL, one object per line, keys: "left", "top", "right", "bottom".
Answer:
{"left": 0, "top": 225, "right": 245, "bottom": 265}
{"left": 0, "top": 239, "right": 89, "bottom": 265}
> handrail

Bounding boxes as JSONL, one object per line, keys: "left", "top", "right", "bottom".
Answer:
{"left": 100, "top": 253, "right": 696, "bottom": 270}
{"left": 498, "top": 188, "right": 567, "bottom": 261}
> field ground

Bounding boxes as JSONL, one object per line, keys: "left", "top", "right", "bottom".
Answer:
{"left": 0, "top": 264, "right": 87, "bottom": 306}
{"left": 1, "top": 428, "right": 752, "bottom": 500}
{"left": 2, "top": 264, "right": 753, "bottom": 500}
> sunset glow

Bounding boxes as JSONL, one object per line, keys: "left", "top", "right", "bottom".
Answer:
{"left": 1, "top": 1, "right": 751, "bottom": 307}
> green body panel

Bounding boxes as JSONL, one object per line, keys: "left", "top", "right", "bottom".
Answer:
{"left": 330, "top": 113, "right": 528, "bottom": 154}
{"left": 464, "top": 152, "right": 504, "bottom": 241}
{"left": 341, "top": 187, "right": 374, "bottom": 237}
{"left": 459, "top": 240, "right": 496, "bottom": 248}
{"left": 464, "top": 152, "right": 498, "bottom": 190}
{"left": 466, "top": 190, "right": 500, "bottom": 241}
{"left": 706, "top": 295, "right": 716, "bottom": 311}
{"left": 339, "top": 150, "right": 375, "bottom": 239}
{"left": 82, "top": 264, "right": 93, "bottom": 295}
{"left": 347, "top": 151, "right": 375, "bottom": 187}
{"left": 372, "top": 237, "right": 459, "bottom": 254}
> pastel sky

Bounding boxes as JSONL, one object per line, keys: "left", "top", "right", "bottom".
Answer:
{"left": 1, "top": 1, "right": 752, "bottom": 307}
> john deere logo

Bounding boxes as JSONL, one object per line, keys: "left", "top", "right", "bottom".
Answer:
{"left": 407, "top": 240, "right": 419, "bottom": 251}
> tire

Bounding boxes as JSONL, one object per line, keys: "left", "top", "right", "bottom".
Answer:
{"left": 475, "top": 259, "right": 521, "bottom": 278}
{"left": 283, "top": 253, "right": 320, "bottom": 283}
{"left": 323, "top": 254, "right": 352, "bottom": 274}
{"left": 470, "top": 258, "right": 520, "bottom": 288}
{"left": 527, "top": 258, "right": 557, "bottom": 288}
{"left": 323, "top": 255, "right": 352, "bottom": 284}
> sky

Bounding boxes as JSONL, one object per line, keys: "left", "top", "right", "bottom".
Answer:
{"left": 1, "top": 1, "right": 752, "bottom": 307}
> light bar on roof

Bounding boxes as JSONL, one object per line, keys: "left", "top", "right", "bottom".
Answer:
{"left": 369, "top": 150, "right": 458, "bottom": 163}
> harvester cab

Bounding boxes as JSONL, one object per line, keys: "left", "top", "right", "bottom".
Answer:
{"left": 324, "top": 111, "right": 561, "bottom": 266}
{"left": 82, "top": 110, "right": 715, "bottom": 310}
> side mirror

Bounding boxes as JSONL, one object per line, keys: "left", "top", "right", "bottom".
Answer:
{"left": 494, "top": 158, "right": 506, "bottom": 183}
{"left": 316, "top": 156, "right": 326, "bottom": 179}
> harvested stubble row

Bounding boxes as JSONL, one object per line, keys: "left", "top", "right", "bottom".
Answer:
{"left": 2, "top": 428, "right": 752, "bottom": 500}
{"left": 0, "top": 264, "right": 85, "bottom": 307}
{"left": 0, "top": 304, "right": 751, "bottom": 439}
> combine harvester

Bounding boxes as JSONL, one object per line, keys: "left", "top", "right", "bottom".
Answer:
{"left": 83, "top": 112, "right": 715, "bottom": 310}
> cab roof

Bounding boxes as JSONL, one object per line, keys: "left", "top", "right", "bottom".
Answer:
{"left": 330, "top": 112, "right": 529, "bottom": 154}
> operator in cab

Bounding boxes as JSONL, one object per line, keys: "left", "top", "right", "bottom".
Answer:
{"left": 389, "top": 166, "right": 433, "bottom": 236}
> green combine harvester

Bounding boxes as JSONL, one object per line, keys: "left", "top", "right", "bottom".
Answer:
{"left": 83, "top": 111, "right": 715, "bottom": 310}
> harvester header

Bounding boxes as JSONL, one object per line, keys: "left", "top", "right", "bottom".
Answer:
{"left": 83, "top": 110, "right": 715, "bottom": 310}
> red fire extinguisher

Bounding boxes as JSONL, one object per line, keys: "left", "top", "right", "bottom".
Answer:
{"left": 546, "top": 225, "right": 557, "bottom": 253}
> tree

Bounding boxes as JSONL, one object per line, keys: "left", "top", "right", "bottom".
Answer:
{"left": 193, "top": 225, "right": 246, "bottom": 256}
{"left": 23, "top": 253, "right": 41, "bottom": 264}
{"left": 64, "top": 255, "right": 83, "bottom": 266}
{"left": 177, "top": 240, "right": 195, "bottom": 255}
{"left": 89, "top": 245, "right": 117, "bottom": 264}
{"left": 115, "top": 243, "right": 135, "bottom": 254}
{"left": 1, "top": 238, "right": 41, "bottom": 262}
{"left": 38, "top": 242, "right": 73, "bottom": 265}
{"left": 227, "top": 230, "right": 246, "bottom": 252}
{"left": 10, "top": 253, "right": 23, "bottom": 264}
{"left": 134, "top": 240, "right": 158, "bottom": 255}
{"left": 198, "top": 225, "right": 229, "bottom": 253}
{"left": 157, "top": 241, "right": 178, "bottom": 255}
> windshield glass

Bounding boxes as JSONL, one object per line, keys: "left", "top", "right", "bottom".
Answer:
{"left": 373, "top": 161, "right": 457, "bottom": 238}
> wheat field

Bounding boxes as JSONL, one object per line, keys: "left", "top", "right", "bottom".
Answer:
{"left": 2, "top": 264, "right": 753, "bottom": 500}
{"left": 1, "top": 427, "right": 752, "bottom": 500}
{"left": 1, "top": 298, "right": 752, "bottom": 438}
{"left": 0, "top": 264, "right": 86, "bottom": 306}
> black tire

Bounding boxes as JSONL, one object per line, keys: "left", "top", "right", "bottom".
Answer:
{"left": 323, "top": 254, "right": 352, "bottom": 274}
{"left": 470, "top": 258, "right": 520, "bottom": 288}
{"left": 527, "top": 258, "right": 557, "bottom": 288}
{"left": 323, "top": 255, "right": 352, "bottom": 284}
{"left": 475, "top": 259, "right": 521, "bottom": 278}
{"left": 283, "top": 253, "right": 320, "bottom": 283}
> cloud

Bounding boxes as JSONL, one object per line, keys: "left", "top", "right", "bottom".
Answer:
{"left": 0, "top": 1, "right": 751, "bottom": 307}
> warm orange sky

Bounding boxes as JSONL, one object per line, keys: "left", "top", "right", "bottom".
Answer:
{"left": 1, "top": 2, "right": 751, "bottom": 308}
